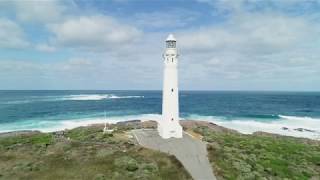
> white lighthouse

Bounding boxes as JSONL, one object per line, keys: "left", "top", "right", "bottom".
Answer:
{"left": 158, "top": 34, "right": 183, "bottom": 139}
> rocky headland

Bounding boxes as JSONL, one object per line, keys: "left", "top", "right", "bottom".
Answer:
{"left": 0, "top": 120, "right": 319, "bottom": 180}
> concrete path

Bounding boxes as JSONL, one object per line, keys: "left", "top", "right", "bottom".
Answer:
{"left": 132, "top": 129, "right": 216, "bottom": 180}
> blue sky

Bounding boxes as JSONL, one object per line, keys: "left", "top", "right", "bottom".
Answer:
{"left": 0, "top": 0, "right": 320, "bottom": 90}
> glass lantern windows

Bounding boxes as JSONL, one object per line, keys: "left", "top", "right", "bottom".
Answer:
{"left": 166, "top": 40, "right": 176, "bottom": 48}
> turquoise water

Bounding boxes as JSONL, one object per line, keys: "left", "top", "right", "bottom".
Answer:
{"left": 0, "top": 90, "right": 319, "bottom": 139}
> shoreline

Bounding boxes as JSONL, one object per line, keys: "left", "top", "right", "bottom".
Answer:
{"left": 1, "top": 119, "right": 319, "bottom": 142}
{"left": 1, "top": 113, "right": 319, "bottom": 140}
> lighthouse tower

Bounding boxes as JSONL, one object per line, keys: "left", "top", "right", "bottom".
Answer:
{"left": 158, "top": 34, "right": 183, "bottom": 139}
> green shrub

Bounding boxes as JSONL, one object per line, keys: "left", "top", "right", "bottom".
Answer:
{"left": 114, "top": 156, "right": 139, "bottom": 172}
{"left": 126, "top": 159, "right": 139, "bottom": 171}
{"left": 0, "top": 126, "right": 191, "bottom": 180}
{"left": 94, "top": 173, "right": 106, "bottom": 180}
{"left": 197, "top": 127, "right": 320, "bottom": 180}
{"left": 0, "top": 133, "right": 53, "bottom": 148}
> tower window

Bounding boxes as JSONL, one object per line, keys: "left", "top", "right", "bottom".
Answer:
{"left": 171, "top": 118, "right": 174, "bottom": 121}
{"left": 166, "top": 41, "right": 176, "bottom": 48}
{"left": 172, "top": 58, "right": 173, "bottom": 62}
{"left": 171, "top": 88, "right": 174, "bottom": 92}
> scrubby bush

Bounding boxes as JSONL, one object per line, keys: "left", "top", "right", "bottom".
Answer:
{"left": 195, "top": 127, "right": 320, "bottom": 180}
{"left": 94, "top": 173, "right": 106, "bottom": 180}
{"left": 126, "top": 159, "right": 139, "bottom": 171}
{"left": 0, "top": 126, "right": 191, "bottom": 180}
{"left": 114, "top": 156, "right": 139, "bottom": 172}
{"left": 0, "top": 133, "right": 53, "bottom": 148}
{"left": 142, "top": 162, "right": 158, "bottom": 173}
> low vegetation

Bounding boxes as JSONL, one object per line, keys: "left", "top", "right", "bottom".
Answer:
{"left": 194, "top": 126, "right": 320, "bottom": 180}
{"left": 0, "top": 126, "right": 191, "bottom": 180}
{"left": 3, "top": 120, "right": 318, "bottom": 180}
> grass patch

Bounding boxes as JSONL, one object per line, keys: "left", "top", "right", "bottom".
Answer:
{"left": 0, "top": 126, "right": 191, "bottom": 180}
{"left": 0, "top": 133, "right": 53, "bottom": 148}
{"left": 195, "top": 126, "right": 320, "bottom": 180}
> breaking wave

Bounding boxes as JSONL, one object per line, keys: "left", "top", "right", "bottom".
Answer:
{"left": 2, "top": 94, "right": 144, "bottom": 104}
{"left": 183, "top": 114, "right": 320, "bottom": 140}
{"left": 59, "top": 94, "right": 109, "bottom": 101}
{"left": 1, "top": 112, "right": 319, "bottom": 140}
{"left": 58, "top": 94, "right": 144, "bottom": 101}
{"left": 0, "top": 114, "right": 161, "bottom": 133}
{"left": 3, "top": 100, "right": 37, "bottom": 105}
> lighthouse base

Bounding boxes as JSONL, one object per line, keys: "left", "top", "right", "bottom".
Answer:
{"left": 157, "top": 121, "right": 183, "bottom": 139}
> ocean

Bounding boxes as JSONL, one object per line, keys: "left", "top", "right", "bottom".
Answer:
{"left": 0, "top": 90, "right": 319, "bottom": 140}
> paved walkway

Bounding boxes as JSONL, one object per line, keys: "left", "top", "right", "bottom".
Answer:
{"left": 132, "top": 129, "right": 216, "bottom": 180}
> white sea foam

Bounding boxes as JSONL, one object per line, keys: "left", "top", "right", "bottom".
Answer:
{"left": 59, "top": 94, "right": 144, "bottom": 101}
{"left": 53, "top": 113, "right": 161, "bottom": 132}
{"left": 60, "top": 95, "right": 109, "bottom": 101}
{"left": 2, "top": 94, "right": 144, "bottom": 104}
{"left": 3, "top": 100, "right": 36, "bottom": 105}
{"left": 1, "top": 113, "right": 319, "bottom": 140}
{"left": 0, "top": 114, "right": 161, "bottom": 133}
{"left": 108, "top": 95, "right": 144, "bottom": 99}
{"left": 185, "top": 114, "right": 320, "bottom": 140}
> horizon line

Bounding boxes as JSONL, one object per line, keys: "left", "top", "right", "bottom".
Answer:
{"left": 0, "top": 89, "right": 319, "bottom": 92}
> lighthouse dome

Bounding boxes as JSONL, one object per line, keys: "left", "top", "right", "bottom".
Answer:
{"left": 166, "top": 34, "right": 176, "bottom": 41}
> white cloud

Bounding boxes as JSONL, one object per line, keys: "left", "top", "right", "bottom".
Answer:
{"left": 179, "top": 14, "right": 317, "bottom": 53}
{"left": 133, "top": 9, "right": 200, "bottom": 29}
{"left": 35, "top": 43, "right": 56, "bottom": 52}
{"left": 196, "top": 0, "right": 320, "bottom": 10}
{"left": 174, "top": 3, "right": 320, "bottom": 90}
{"left": 49, "top": 16, "right": 142, "bottom": 49}
{"left": 0, "top": 18, "right": 29, "bottom": 49}
{"left": 8, "top": 0, "right": 68, "bottom": 23}
{"left": 1, "top": 0, "right": 320, "bottom": 90}
{"left": 0, "top": 52, "right": 161, "bottom": 90}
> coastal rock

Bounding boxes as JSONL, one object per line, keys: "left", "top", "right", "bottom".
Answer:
{"left": 116, "top": 120, "right": 141, "bottom": 126}
{"left": 141, "top": 120, "right": 157, "bottom": 129}
{"left": 181, "top": 120, "right": 239, "bottom": 134}
{"left": 0, "top": 130, "right": 41, "bottom": 138}
{"left": 293, "top": 128, "right": 316, "bottom": 133}
{"left": 253, "top": 131, "right": 320, "bottom": 145}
